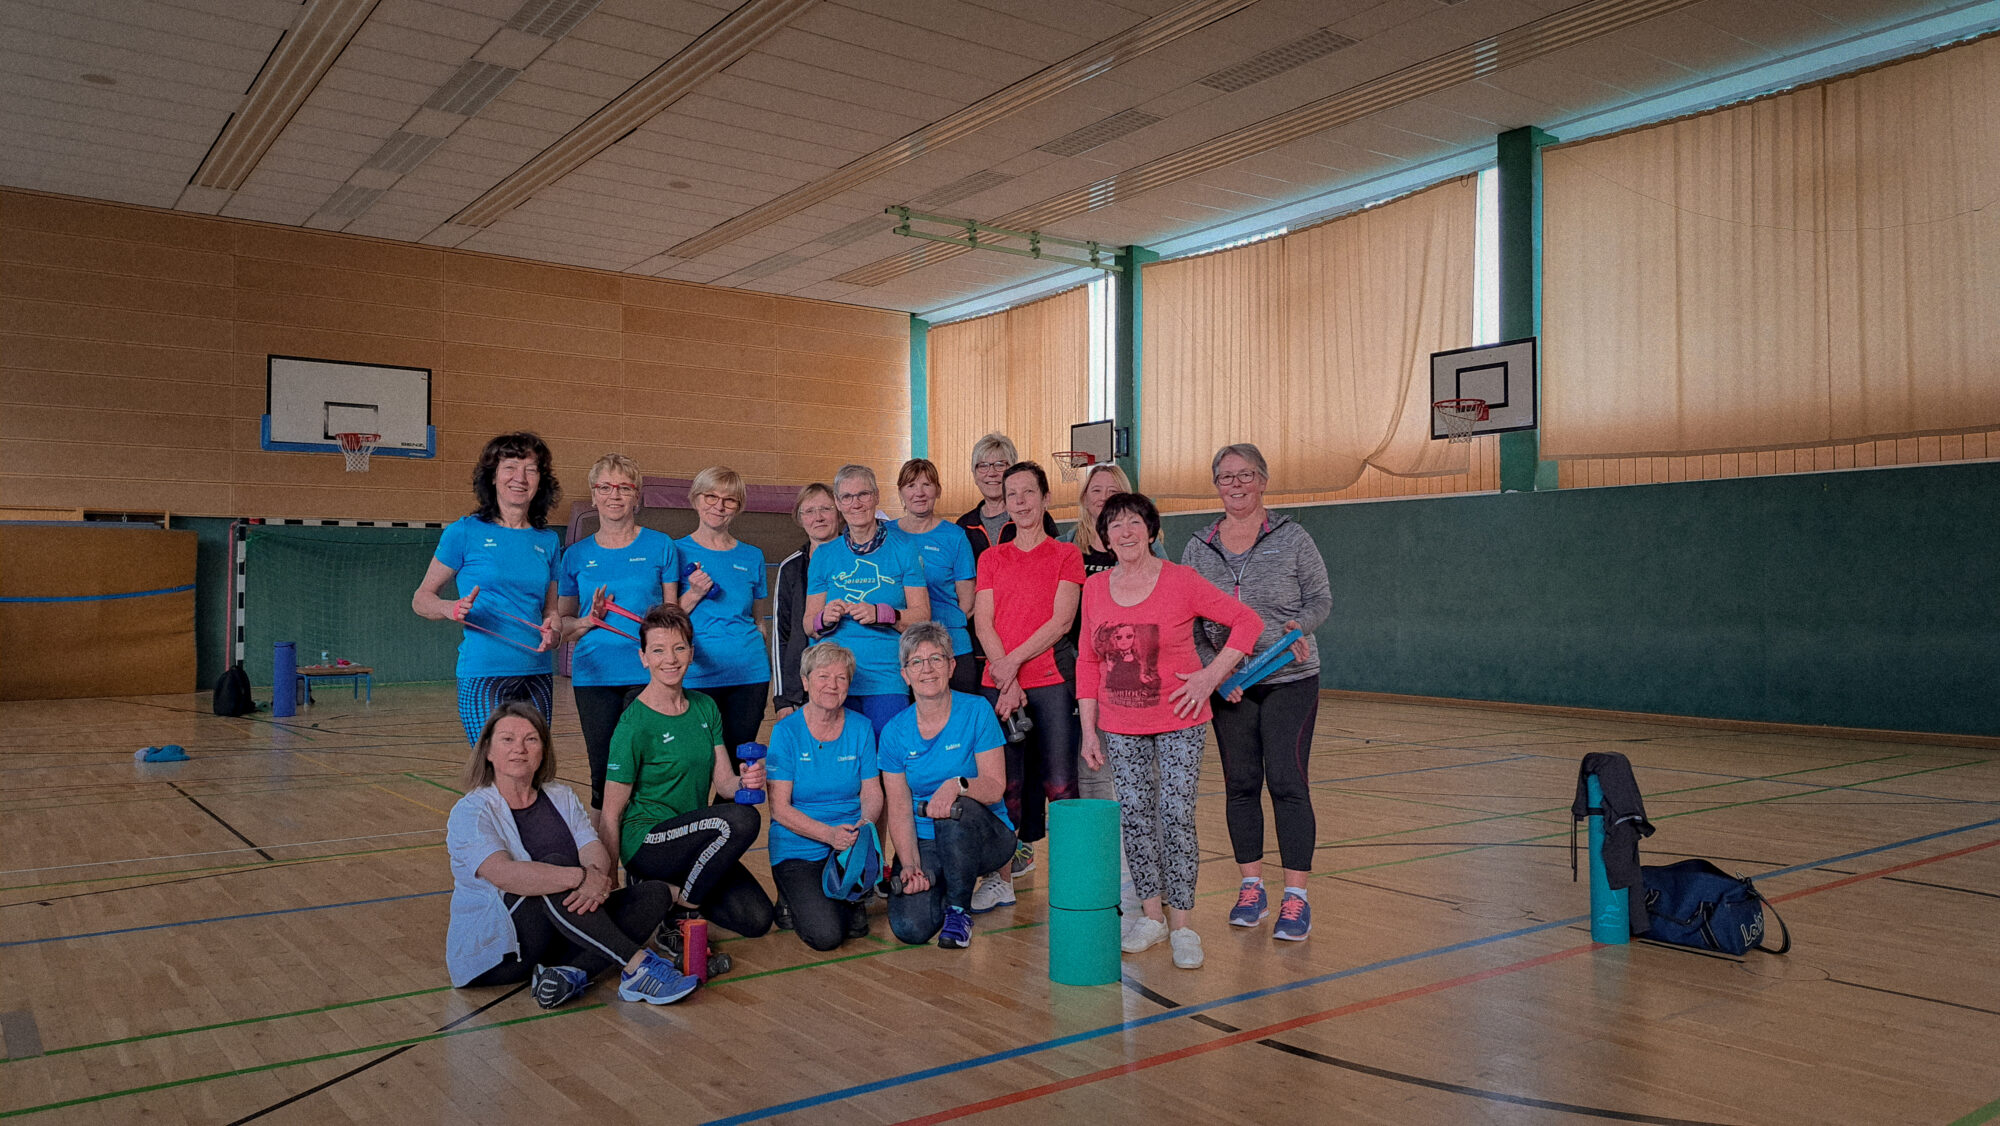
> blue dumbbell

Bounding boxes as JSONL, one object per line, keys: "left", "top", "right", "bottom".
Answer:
{"left": 681, "top": 562, "right": 721, "bottom": 600}
{"left": 734, "top": 742, "right": 766, "bottom": 805}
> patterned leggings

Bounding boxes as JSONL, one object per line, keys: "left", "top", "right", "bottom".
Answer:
{"left": 1105, "top": 724, "right": 1207, "bottom": 911}
{"left": 456, "top": 674, "right": 554, "bottom": 745}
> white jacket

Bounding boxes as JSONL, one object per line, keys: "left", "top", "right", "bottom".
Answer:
{"left": 444, "top": 783, "right": 596, "bottom": 987}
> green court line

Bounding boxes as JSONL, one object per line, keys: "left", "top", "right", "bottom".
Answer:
{"left": 0, "top": 987, "right": 453, "bottom": 1062}
{"left": 720, "top": 920, "right": 1043, "bottom": 984}
{"left": 0, "top": 771, "right": 464, "bottom": 816}
{"left": 403, "top": 771, "right": 463, "bottom": 795}
{"left": 1949, "top": 1096, "right": 2000, "bottom": 1126}
{"left": 0, "top": 1004, "right": 604, "bottom": 1119}
{"left": 0, "top": 841, "right": 443, "bottom": 895}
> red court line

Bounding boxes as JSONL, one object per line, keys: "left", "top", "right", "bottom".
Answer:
{"left": 892, "top": 834, "right": 2000, "bottom": 1126}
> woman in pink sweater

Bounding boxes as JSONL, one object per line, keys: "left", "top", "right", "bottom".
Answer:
{"left": 1077, "top": 492, "right": 1261, "bottom": 969}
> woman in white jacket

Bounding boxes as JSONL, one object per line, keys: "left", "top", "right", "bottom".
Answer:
{"left": 444, "top": 701, "right": 697, "bottom": 1009}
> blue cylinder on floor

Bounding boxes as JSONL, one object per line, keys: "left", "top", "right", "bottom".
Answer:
{"left": 1586, "top": 774, "right": 1629, "bottom": 944}
{"left": 272, "top": 641, "right": 297, "bottom": 718}
{"left": 1047, "top": 906, "right": 1120, "bottom": 986}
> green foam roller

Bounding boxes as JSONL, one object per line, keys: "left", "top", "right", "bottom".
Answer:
{"left": 1047, "top": 798, "right": 1121, "bottom": 911}
{"left": 1047, "top": 906, "right": 1121, "bottom": 986}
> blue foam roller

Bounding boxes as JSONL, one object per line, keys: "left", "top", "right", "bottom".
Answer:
{"left": 1586, "top": 774, "right": 1629, "bottom": 944}
{"left": 1219, "top": 628, "right": 1304, "bottom": 697}
{"left": 1047, "top": 906, "right": 1120, "bottom": 986}
{"left": 272, "top": 641, "right": 297, "bottom": 717}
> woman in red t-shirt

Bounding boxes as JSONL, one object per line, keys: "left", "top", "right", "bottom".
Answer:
{"left": 1078, "top": 491, "right": 1260, "bottom": 969}
{"left": 971, "top": 462, "right": 1085, "bottom": 909}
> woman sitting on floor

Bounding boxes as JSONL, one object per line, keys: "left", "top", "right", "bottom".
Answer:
{"left": 601, "top": 603, "right": 775, "bottom": 939}
{"left": 766, "top": 641, "right": 883, "bottom": 951}
{"left": 879, "top": 622, "right": 1015, "bottom": 950}
{"left": 444, "top": 701, "right": 696, "bottom": 1009}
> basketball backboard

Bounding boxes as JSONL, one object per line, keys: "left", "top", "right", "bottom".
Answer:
{"left": 263, "top": 355, "right": 436, "bottom": 457}
{"left": 1069, "top": 419, "right": 1123, "bottom": 466}
{"left": 1430, "top": 338, "right": 1538, "bottom": 439}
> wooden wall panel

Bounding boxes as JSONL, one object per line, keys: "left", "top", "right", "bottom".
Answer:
{"left": 0, "top": 188, "right": 910, "bottom": 521}
{"left": 1555, "top": 431, "right": 1997, "bottom": 489}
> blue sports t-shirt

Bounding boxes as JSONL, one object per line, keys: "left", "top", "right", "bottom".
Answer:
{"left": 808, "top": 532, "right": 926, "bottom": 696}
{"left": 435, "top": 515, "right": 561, "bottom": 678}
{"left": 765, "top": 708, "right": 879, "bottom": 864}
{"left": 558, "top": 527, "right": 678, "bottom": 687}
{"left": 892, "top": 521, "right": 976, "bottom": 656}
{"left": 876, "top": 692, "right": 1012, "bottom": 840}
{"left": 676, "top": 537, "right": 769, "bottom": 688}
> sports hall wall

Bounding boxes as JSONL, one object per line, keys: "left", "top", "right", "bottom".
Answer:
{"left": 1158, "top": 459, "right": 2000, "bottom": 738}
{"left": 1, "top": 188, "right": 910, "bottom": 686}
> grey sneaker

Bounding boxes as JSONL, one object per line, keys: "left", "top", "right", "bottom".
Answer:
{"left": 1011, "top": 842, "right": 1035, "bottom": 877}
{"left": 970, "top": 871, "right": 1015, "bottom": 914}
{"left": 1122, "top": 916, "right": 1169, "bottom": 953}
{"left": 1170, "top": 927, "right": 1205, "bottom": 969}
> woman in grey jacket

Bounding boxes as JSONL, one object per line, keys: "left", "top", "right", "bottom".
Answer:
{"left": 1180, "top": 443, "right": 1331, "bottom": 942}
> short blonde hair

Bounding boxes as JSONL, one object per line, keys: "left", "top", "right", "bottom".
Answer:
{"left": 1074, "top": 462, "right": 1135, "bottom": 553}
{"left": 970, "top": 433, "right": 1017, "bottom": 472}
{"left": 833, "top": 464, "right": 878, "bottom": 495}
{"left": 798, "top": 641, "right": 857, "bottom": 683}
{"left": 793, "top": 482, "right": 835, "bottom": 523}
{"left": 589, "top": 453, "right": 642, "bottom": 490}
{"left": 688, "top": 465, "right": 746, "bottom": 508}
{"left": 1211, "top": 443, "right": 1269, "bottom": 482}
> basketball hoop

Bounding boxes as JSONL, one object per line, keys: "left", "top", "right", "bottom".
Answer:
{"left": 1051, "top": 451, "right": 1097, "bottom": 482}
{"left": 335, "top": 432, "right": 379, "bottom": 473}
{"left": 1432, "top": 399, "right": 1488, "bottom": 444}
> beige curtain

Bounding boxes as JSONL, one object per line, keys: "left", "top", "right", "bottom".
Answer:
{"left": 926, "top": 286, "right": 1091, "bottom": 517}
{"left": 1543, "top": 35, "right": 2000, "bottom": 458}
{"left": 1142, "top": 176, "right": 1476, "bottom": 500}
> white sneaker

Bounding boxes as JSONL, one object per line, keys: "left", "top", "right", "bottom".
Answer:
{"left": 1122, "top": 915, "right": 1169, "bottom": 953}
{"left": 969, "top": 871, "right": 1015, "bottom": 914}
{"left": 1170, "top": 927, "right": 1204, "bottom": 969}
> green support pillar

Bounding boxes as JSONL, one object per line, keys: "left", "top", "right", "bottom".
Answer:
{"left": 909, "top": 315, "right": 929, "bottom": 459}
{"left": 1113, "top": 245, "right": 1157, "bottom": 487}
{"left": 1497, "top": 126, "right": 1559, "bottom": 492}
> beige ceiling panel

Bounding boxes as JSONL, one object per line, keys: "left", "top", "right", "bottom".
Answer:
{"left": 317, "top": 59, "right": 445, "bottom": 106}
{"left": 638, "top": 117, "right": 842, "bottom": 178}
{"left": 1603, "top": 7, "right": 1773, "bottom": 74}
{"left": 521, "top": 58, "right": 645, "bottom": 99}
{"left": 348, "top": 12, "right": 490, "bottom": 64}
{"left": 0, "top": 5, "right": 267, "bottom": 85}
{"left": 670, "top": 92, "right": 901, "bottom": 153}
{"left": 502, "top": 79, "right": 608, "bottom": 117}
{"left": 752, "top": 27, "right": 1019, "bottom": 104}
{"left": 565, "top": 10, "right": 704, "bottom": 59}
{"left": 792, "top": 2, "right": 1061, "bottom": 82}
{"left": 535, "top": 35, "right": 669, "bottom": 85}
{"left": 1691, "top": 0, "right": 1841, "bottom": 47}
{"left": 721, "top": 52, "right": 964, "bottom": 119}
{"left": 0, "top": 89, "right": 214, "bottom": 145}
{"left": 840, "top": 0, "right": 1095, "bottom": 57}
{"left": 371, "top": 0, "right": 503, "bottom": 40}
{"left": 1414, "top": 78, "right": 1559, "bottom": 130}
{"left": 697, "top": 72, "right": 928, "bottom": 134}
{"left": 1364, "top": 98, "right": 1514, "bottom": 146}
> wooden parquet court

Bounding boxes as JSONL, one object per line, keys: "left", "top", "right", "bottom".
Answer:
{"left": 2, "top": 686, "right": 1996, "bottom": 1124}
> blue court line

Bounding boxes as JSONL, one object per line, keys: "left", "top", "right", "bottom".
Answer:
{"left": 0, "top": 584, "right": 196, "bottom": 604}
{"left": 0, "top": 890, "right": 447, "bottom": 948}
{"left": 701, "top": 813, "right": 2000, "bottom": 1126}
{"left": 1199, "top": 753, "right": 1534, "bottom": 799}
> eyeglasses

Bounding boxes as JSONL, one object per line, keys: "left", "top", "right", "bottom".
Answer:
{"left": 1214, "top": 471, "right": 1264, "bottom": 486}
{"left": 591, "top": 483, "right": 638, "bottom": 496}
{"left": 696, "top": 494, "right": 741, "bottom": 510}
{"left": 837, "top": 491, "right": 877, "bottom": 504}
{"left": 973, "top": 461, "right": 1009, "bottom": 473}
{"left": 903, "top": 654, "right": 949, "bottom": 669}
{"left": 797, "top": 504, "right": 836, "bottom": 519}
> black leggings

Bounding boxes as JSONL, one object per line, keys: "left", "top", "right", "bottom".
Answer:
{"left": 949, "top": 653, "right": 982, "bottom": 695}
{"left": 464, "top": 880, "right": 674, "bottom": 986}
{"left": 572, "top": 684, "right": 644, "bottom": 808}
{"left": 771, "top": 858, "right": 864, "bottom": 952}
{"left": 700, "top": 682, "right": 770, "bottom": 763}
{"left": 624, "top": 802, "right": 774, "bottom": 937}
{"left": 888, "top": 797, "right": 1017, "bottom": 944}
{"left": 982, "top": 682, "right": 1081, "bottom": 844}
{"left": 1212, "top": 677, "right": 1320, "bottom": 872}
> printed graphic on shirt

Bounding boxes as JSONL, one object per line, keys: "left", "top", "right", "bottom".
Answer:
{"left": 1092, "top": 622, "right": 1160, "bottom": 709}
{"left": 827, "top": 558, "right": 892, "bottom": 603}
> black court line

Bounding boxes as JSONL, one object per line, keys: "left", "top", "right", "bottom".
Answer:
{"left": 1823, "top": 978, "right": 2000, "bottom": 1018}
{"left": 1882, "top": 876, "right": 2000, "bottom": 900}
{"left": 224, "top": 982, "right": 530, "bottom": 1124}
{"left": 1121, "top": 976, "right": 1743, "bottom": 1126}
{"left": 169, "top": 783, "right": 274, "bottom": 862}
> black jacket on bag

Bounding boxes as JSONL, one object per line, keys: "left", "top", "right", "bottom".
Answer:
{"left": 1572, "top": 751, "right": 1655, "bottom": 933}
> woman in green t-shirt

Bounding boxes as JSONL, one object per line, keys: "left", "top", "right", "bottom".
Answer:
{"left": 601, "top": 603, "right": 775, "bottom": 937}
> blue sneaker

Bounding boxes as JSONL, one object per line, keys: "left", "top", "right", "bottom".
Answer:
{"left": 1272, "top": 894, "right": 1311, "bottom": 942}
{"left": 618, "top": 950, "right": 699, "bottom": 1005}
{"left": 938, "top": 906, "right": 973, "bottom": 949}
{"left": 531, "top": 964, "right": 590, "bottom": 1009}
{"left": 1228, "top": 882, "right": 1268, "bottom": 927}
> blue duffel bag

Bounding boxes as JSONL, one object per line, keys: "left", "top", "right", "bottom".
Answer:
{"left": 1639, "top": 859, "right": 1791, "bottom": 956}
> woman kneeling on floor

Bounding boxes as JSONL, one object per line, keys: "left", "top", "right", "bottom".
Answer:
{"left": 879, "top": 622, "right": 1016, "bottom": 949}
{"left": 445, "top": 702, "right": 696, "bottom": 1008}
{"left": 767, "top": 641, "right": 883, "bottom": 950}
{"left": 601, "top": 603, "right": 776, "bottom": 939}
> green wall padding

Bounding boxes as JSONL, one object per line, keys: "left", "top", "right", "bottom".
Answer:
{"left": 243, "top": 526, "right": 463, "bottom": 687}
{"left": 171, "top": 515, "right": 235, "bottom": 688}
{"left": 1160, "top": 462, "right": 1999, "bottom": 736}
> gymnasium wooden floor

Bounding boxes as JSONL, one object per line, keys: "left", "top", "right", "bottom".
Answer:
{"left": 2, "top": 686, "right": 1995, "bottom": 1125}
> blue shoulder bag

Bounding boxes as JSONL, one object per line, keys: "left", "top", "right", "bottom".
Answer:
{"left": 1640, "top": 859, "right": 1791, "bottom": 956}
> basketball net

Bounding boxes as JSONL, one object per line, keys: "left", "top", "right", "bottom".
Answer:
{"left": 336, "top": 433, "right": 379, "bottom": 473}
{"left": 1051, "top": 451, "right": 1096, "bottom": 482}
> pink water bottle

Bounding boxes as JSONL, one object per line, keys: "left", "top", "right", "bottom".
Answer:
{"left": 679, "top": 917, "right": 709, "bottom": 982}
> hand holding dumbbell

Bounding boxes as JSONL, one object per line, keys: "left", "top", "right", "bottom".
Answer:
{"left": 734, "top": 742, "right": 767, "bottom": 805}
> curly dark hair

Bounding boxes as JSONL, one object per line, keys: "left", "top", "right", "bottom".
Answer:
{"left": 471, "top": 431, "right": 561, "bottom": 529}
